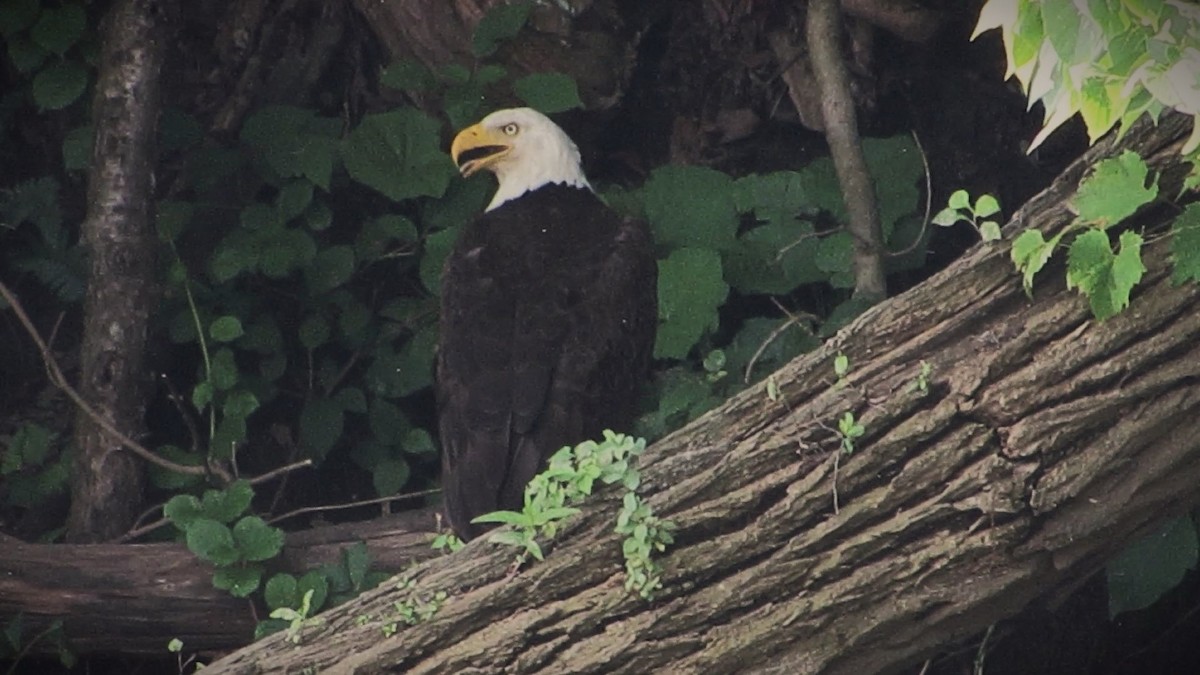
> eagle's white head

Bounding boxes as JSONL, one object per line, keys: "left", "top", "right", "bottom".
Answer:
{"left": 450, "top": 107, "right": 592, "bottom": 211}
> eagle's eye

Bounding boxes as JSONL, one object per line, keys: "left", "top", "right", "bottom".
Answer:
{"left": 502, "top": 123, "right": 519, "bottom": 136}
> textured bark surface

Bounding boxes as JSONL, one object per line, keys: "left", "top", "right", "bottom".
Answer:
{"left": 0, "top": 510, "right": 439, "bottom": 654}
{"left": 349, "top": 0, "right": 653, "bottom": 111}
{"left": 66, "top": 0, "right": 174, "bottom": 541}
{"left": 198, "top": 115, "right": 1200, "bottom": 674}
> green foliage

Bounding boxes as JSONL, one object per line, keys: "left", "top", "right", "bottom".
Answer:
{"left": 643, "top": 166, "right": 738, "bottom": 251}
{"left": 341, "top": 108, "right": 455, "bottom": 202}
{"left": 1065, "top": 229, "right": 1145, "bottom": 320}
{"left": 1, "top": 422, "right": 70, "bottom": 510}
{"left": 976, "top": 0, "right": 1200, "bottom": 180}
{"left": 933, "top": 189, "right": 1003, "bottom": 242}
{"left": 1073, "top": 151, "right": 1158, "bottom": 226}
{"left": 1007, "top": 152, "right": 1156, "bottom": 318}
{"left": 165, "top": 481, "right": 284, "bottom": 598}
{"left": 836, "top": 411, "right": 865, "bottom": 455}
{"left": 655, "top": 247, "right": 729, "bottom": 359}
{"left": 270, "top": 589, "right": 324, "bottom": 645}
{"left": 1107, "top": 515, "right": 1199, "bottom": 617}
{"left": 513, "top": 72, "right": 582, "bottom": 113}
{"left": 382, "top": 579, "right": 449, "bottom": 636}
{"left": 472, "top": 431, "right": 675, "bottom": 598}
{"left": 471, "top": 2, "right": 531, "bottom": 57}
{"left": 1, "top": 615, "right": 75, "bottom": 671}
{"left": 1169, "top": 203, "right": 1200, "bottom": 283}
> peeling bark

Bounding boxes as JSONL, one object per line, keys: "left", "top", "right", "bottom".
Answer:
{"left": 67, "top": 0, "right": 175, "bottom": 542}
{"left": 195, "top": 115, "right": 1200, "bottom": 674}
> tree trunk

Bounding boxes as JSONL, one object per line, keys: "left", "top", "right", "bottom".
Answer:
{"left": 66, "top": 0, "right": 175, "bottom": 541}
{"left": 196, "top": 114, "right": 1200, "bottom": 674}
{"left": 0, "top": 510, "right": 440, "bottom": 654}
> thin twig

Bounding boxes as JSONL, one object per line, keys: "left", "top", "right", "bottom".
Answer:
{"left": 0, "top": 280, "right": 227, "bottom": 481}
{"left": 887, "top": 128, "right": 934, "bottom": 257}
{"left": 266, "top": 488, "right": 441, "bottom": 526}
{"left": 742, "top": 306, "right": 819, "bottom": 383}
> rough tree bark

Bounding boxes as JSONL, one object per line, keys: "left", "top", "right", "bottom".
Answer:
{"left": 66, "top": 0, "right": 176, "bottom": 541}
{"left": 0, "top": 509, "right": 440, "bottom": 654}
{"left": 195, "top": 115, "right": 1200, "bottom": 674}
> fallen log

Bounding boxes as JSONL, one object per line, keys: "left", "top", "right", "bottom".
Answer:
{"left": 198, "top": 114, "right": 1200, "bottom": 674}
{"left": 0, "top": 509, "right": 440, "bottom": 654}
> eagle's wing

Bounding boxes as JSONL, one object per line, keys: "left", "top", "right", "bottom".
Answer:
{"left": 436, "top": 209, "right": 656, "bottom": 539}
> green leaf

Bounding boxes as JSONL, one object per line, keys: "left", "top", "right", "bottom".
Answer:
{"left": 265, "top": 573, "right": 299, "bottom": 610}
{"left": 31, "top": 4, "right": 86, "bottom": 55}
{"left": 472, "top": 1, "right": 531, "bottom": 57}
{"left": 372, "top": 458, "right": 410, "bottom": 496}
{"left": 947, "top": 189, "right": 970, "bottom": 210}
{"left": 356, "top": 215, "right": 417, "bottom": 261}
{"left": 655, "top": 247, "right": 729, "bottom": 359}
{"left": 1170, "top": 203, "right": 1200, "bottom": 284}
{"left": 419, "top": 226, "right": 462, "bottom": 295}
{"left": 365, "top": 324, "right": 438, "bottom": 397}
{"left": 210, "top": 316, "right": 245, "bottom": 343}
{"left": 1011, "top": 229, "right": 1063, "bottom": 295}
{"left": 0, "top": 0, "right": 40, "bottom": 37}
{"left": 297, "top": 571, "right": 329, "bottom": 611}
{"left": 147, "top": 445, "right": 205, "bottom": 491}
{"left": 344, "top": 541, "right": 371, "bottom": 590}
{"left": 473, "top": 510, "right": 532, "bottom": 527}
{"left": 210, "top": 233, "right": 258, "bottom": 282}
{"left": 1040, "top": 0, "right": 1080, "bottom": 61}
{"left": 306, "top": 244, "right": 355, "bottom": 294}
{"left": 643, "top": 166, "right": 738, "bottom": 251}
{"left": 931, "top": 207, "right": 962, "bottom": 226}
{"left": 403, "top": 428, "right": 436, "bottom": 455}
{"left": 367, "top": 396, "right": 408, "bottom": 445}
{"left": 1107, "top": 516, "right": 1199, "bottom": 618}
{"left": 1074, "top": 150, "right": 1158, "bottom": 227}
{"left": 185, "top": 519, "right": 240, "bottom": 566}
{"left": 300, "top": 397, "right": 343, "bottom": 459}
{"left": 240, "top": 106, "right": 337, "bottom": 189}
{"left": 213, "top": 565, "right": 263, "bottom": 598}
{"left": 333, "top": 387, "right": 368, "bottom": 413}
{"left": 722, "top": 220, "right": 823, "bottom": 295}
{"left": 380, "top": 59, "right": 434, "bottom": 91}
{"left": 980, "top": 221, "right": 1003, "bottom": 242}
{"left": 1067, "top": 229, "right": 1144, "bottom": 320}
{"left": 305, "top": 199, "right": 333, "bottom": 232}
{"left": 299, "top": 314, "right": 329, "bottom": 350}
{"left": 156, "top": 199, "right": 192, "bottom": 242}
{"left": 201, "top": 480, "right": 254, "bottom": 523}
{"left": 862, "top": 135, "right": 923, "bottom": 240}
{"left": 341, "top": 108, "right": 454, "bottom": 202}
{"left": 163, "top": 494, "right": 203, "bottom": 529}
{"left": 232, "top": 515, "right": 285, "bottom": 562}
{"left": 210, "top": 348, "right": 239, "bottom": 391}
{"left": 32, "top": 60, "right": 88, "bottom": 110}
{"left": 261, "top": 228, "right": 317, "bottom": 278}
{"left": 815, "top": 231, "right": 854, "bottom": 274}
{"left": 7, "top": 35, "right": 47, "bottom": 73}
{"left": 974, "top": 194, "right": 1001, "bottom": 218}
{"left": 513, "top": 73, "right": 583, "bottom": 113}
{"left": 277, "top": 180, "right": 314, "bottom": 222}
{"left": 223, "top": 389, "right": 260, "bottom": 420}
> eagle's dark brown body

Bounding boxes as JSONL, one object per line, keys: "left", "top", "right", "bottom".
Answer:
{"left": 436, "top": 184, "right": 657, "bottom": 539}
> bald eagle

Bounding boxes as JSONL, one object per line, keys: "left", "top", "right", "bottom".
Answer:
{"left": 438, "top": 108, "right": 657, "bottom": 540}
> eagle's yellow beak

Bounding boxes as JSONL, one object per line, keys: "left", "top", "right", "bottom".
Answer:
{"left": 450, "top": 123, "right": 512, "bottom": 178}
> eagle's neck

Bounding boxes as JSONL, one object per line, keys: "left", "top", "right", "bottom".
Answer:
{"left": 486, "top": 147, "right": 592, "bottom": 211}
